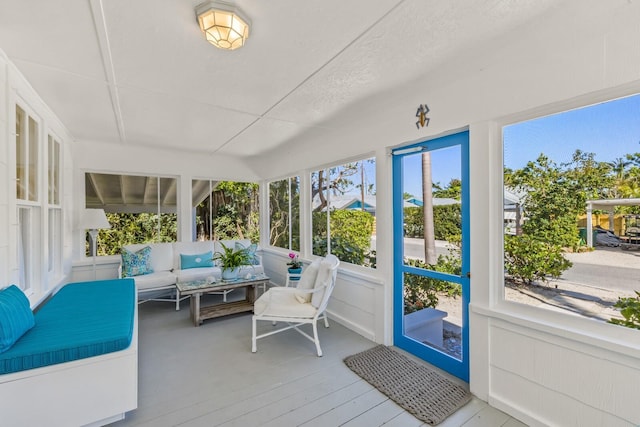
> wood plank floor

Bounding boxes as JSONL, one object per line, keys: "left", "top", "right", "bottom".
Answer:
{"left": 110, "top": 293, "right": 526, "bottom": 427}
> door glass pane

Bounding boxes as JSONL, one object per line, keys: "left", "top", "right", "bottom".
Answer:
{"left": 403, "top": 272, "right": 462, "bottom": 361}
{"left": 402, "top": 145, "right": 462, "bottom": 272}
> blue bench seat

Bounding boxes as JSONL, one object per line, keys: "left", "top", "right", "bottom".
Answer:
{"left": 0, "top": 279, "right": 135, "bottom": 375}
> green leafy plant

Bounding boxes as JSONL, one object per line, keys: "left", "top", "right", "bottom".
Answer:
{"left": 504, "top": 234, "right": 572, "bottom": 285}
{"left": 212, "top": 243, "right": 250, "bottom": 271}
{"left": 609, "top": 291, "right": 640, "bottom": 330}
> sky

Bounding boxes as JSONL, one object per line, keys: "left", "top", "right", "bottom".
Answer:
{"left": 504, "top": 93, "right": 640, "bottom": 170}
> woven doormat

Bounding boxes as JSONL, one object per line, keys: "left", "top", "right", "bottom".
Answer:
{"left": 344, "top": 345, "right": 471, "bottom": 425}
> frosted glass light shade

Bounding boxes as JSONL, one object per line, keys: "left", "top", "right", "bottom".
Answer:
{"left": 80, "top": 209, "right": 111, "bottom": 230}
{"left": 196, "top": 1, "right": 250, "bottom": 50}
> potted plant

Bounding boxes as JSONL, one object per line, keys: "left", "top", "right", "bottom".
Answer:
{"left": 287, "top": 252, "right": 302, "bottom": 275}
{"left": 213, "top": 243, "right": 251, "bottom": 281}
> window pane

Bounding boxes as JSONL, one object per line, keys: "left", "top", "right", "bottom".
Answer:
{"left": 192, "top": 179, "right": 259, "bottom": 242}
{"left": 269, "top": 177, "right": 300, "bottom": 251}
{"left": 402, "top": 147, "right": 462, "bottom": 271}
{"left": 28, "top": 116, "right": 38, "bottom": 201}
{"left": 403, "top": 272, "right": 462, "bottom": 361}
{"left": 503, "top": 93, "right": 640, "bottom": 327}
{"left": 18, "top": 207, "right": 33, "bottom": 292}
{"left": 48, "top": 208, "right": 61, "bottom": 274}
{"left": 16, "top": 106, "right": 26, "bottom": 200}
{"left": 85, "top": 172, "right": 178, "bottom": 255}
{"left": 311, "top": 158, "right": 376, "bottom": 267}
{"left": 48, "top": 135, "right": 60, "bottom": 205}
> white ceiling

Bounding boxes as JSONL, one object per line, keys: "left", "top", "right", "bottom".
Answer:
{"left": 0, "top": 0, "right": 560, "bottom": 159}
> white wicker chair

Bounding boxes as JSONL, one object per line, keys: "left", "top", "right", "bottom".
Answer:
{"left": 251, "top": 255, "right": 339, "bottom": 356}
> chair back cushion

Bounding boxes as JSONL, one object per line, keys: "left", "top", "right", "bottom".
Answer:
{"left": 180, "top": 252, "right": 214, "bottom": 270}
{"left": 173, "top": 241, "right": 215, "bottom": 270}
{"left": 311, "top": 255, "right": 340, "bottom": 308}
{"left": 0, "top": 285, "right": 35, "bottom": 353}
{"left": 234, "top": 241, "right": 260, "bottom": 265}
{"left": 123, "top": 243, "right": 173, "bottom": 273}
{"left": 294, "top": 258, "right": 321, "bottom": 303}
{"left": 121, "top": 246, "right": 154, "bottom": 277}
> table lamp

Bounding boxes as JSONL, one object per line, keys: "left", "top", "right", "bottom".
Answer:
{"left": 80, "top": 209, "right": 111, "bottom": 279}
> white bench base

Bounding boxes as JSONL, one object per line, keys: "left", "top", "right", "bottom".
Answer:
{"left": 0, "top": 305, "right": 138, "bottom": 427}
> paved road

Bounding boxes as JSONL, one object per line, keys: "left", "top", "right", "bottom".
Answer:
{"left": 560, "top": 259, "right": 640, "bottom": 292}
{"left": 374, "top": 237, "right": 640, "bottom": 292}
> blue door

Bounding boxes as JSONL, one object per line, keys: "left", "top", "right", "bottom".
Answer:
{"left": 392, "top": 130, "right": 470, "bottom": 381}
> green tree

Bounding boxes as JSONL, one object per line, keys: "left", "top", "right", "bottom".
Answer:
{"left": 269, "top": 178, "right": 300, "bottom": 250}
{"left": 433, "top": 178, "right": 462, "bottom": 200}
{"left": 197, "top": 181, "right": 259, "bottom": 242}
{"left": 98, "top": 213, "right": 177, "bottom": 256}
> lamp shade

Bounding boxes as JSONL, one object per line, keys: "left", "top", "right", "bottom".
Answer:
{"left": 196, "top": 1, "right": 250, "bottom": 50}
{"left": 80, "top": 209, "right": 111, "bottom": 230}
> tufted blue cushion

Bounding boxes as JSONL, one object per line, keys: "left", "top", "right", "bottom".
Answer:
{"left": 0, "top": 279, "right": 135, "bottom": 374}
{"left": 180, "top": 251, "right": 214, "bottom": 269}
{"left": 235, "top": 242, "right": 260, "bottom": 265}
{"left": 121, "top": 246, "right": 153, "bottom": 277}
{"left": 0, "top": 285, "right": 35, "bottom": 353}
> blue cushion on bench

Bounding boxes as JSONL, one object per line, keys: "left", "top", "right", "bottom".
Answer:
{"left": 0, "top": 285, "right": 35, "bottom": 353}
{"left": 0, "top": 278, "right": 135, "bottom": 375}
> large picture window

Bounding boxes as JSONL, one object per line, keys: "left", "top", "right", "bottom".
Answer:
{"left": 268, "top": 176, "right": 300, "bottom": 251}
{"left": 85, "top": 173, "right": 178, "bottom": 255}
{"left": 311, "top": 157, "right": 376, "bottom": 268}
{"left": 503, "top": 93, "right": 640, "bottom": 328}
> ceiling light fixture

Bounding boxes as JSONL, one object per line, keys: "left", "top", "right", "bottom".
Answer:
{"left": 196, "top": 1, "right": 250, "bottom": 50}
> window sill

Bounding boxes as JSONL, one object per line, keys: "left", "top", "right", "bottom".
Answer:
{"left": 72, "top": 255, "right": 121, "bottom": 267}
{"left": 470, "top": 301, "right": 640, "bottom": 360}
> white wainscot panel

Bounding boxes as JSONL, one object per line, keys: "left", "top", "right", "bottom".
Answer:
{"left": 328, "top": 273, "right": 377, "bottom": 341}
{"left": 489, "top": 322, "right": 640, "bottom": 426}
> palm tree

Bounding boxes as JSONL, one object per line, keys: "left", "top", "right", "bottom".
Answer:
{"left": 422, "top": 152, "right": 437, "bottom": 264}
{"left": 608, "top": 157, "right": 630, "bottom": 180}
{"left": 608, "top": 157, "right": 632, "bottom": 199}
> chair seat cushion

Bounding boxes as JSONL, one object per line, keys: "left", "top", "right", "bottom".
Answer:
{"left": 175, "top": 267, "right": 221, "bottom": 283}
{"left": 132, "top": 271, "right": 176, "bottom": 291}
{"left": 254, "top": 290, "right": 317, "bottom": 318}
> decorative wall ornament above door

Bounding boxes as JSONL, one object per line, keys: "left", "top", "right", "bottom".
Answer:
{"left": 415, "top": 104, "right": 430, "bottom": 129}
